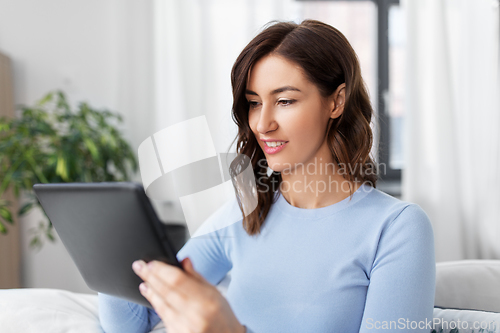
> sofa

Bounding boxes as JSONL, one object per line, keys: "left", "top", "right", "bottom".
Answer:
{"left": 432, "top": 260, "right": 500, "bottom": 333}
{"left": 0, "top": 260, "right": 499, "bottom": 332}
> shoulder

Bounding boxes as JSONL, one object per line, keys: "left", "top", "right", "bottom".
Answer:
{"left": 373, "top": 200, "right": 435, "bottom": 264}
{"left": 353, "top": 187, "right": 434, "bottom": 250}
{"left": 360, "top": 186, "right": 411, "bottom": 216}
{"left": 391, "top": 203, "right": 432, "bottom": 229}
{"left": 385, "top": 202, "right": 434, "bottom": 244}
{"left": 361, "top": 187, "right": 432, "bottom": 231}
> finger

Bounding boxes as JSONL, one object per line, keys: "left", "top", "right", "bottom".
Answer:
{"left": 139, "top": 268, "right": 198, "bottom": 333}
{"left": 134, "top": 260, "right": 207, "bottom": 304}
{"left": 181, "top": 257, "right": 208, "bottom": 285}
{"left": 139, "top": 281, "right": 178, "bottom": 324}
{"left": 142, "top": 261, "right": 220, "bottom": 332}
{"left": 145, "top": 278, "right": 206, "bottom": 333}
{"left": 133, "top": 260, "right": 191, "bottom": 309}
{"left": 133, "top": 260, "right": 185, "bottom": 290}
{"left": 142, "top": 266, "right": 190, "bottom": 311}
{"left": 144, "top": 260, "right": 201, "bottom": 292}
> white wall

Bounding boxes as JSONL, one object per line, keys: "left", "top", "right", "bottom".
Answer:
{"left": 0, "top": 0, "right": 158, "bottom": 293}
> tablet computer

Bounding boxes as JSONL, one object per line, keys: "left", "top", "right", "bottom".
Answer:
{"left": 33, "top": 182, "right": 184, "bottom": 309}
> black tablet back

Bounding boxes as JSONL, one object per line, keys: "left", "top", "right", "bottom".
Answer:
{"left": 33, "top": 182, "right": 182, "bottom": 309}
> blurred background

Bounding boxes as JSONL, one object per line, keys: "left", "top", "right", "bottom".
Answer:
{"left": 0, "top": 0, "right": 498, "bottom": 294}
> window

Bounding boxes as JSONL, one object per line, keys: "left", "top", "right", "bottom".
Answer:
{"left": 299, "top": 0, "right": 403, "bottom": 196}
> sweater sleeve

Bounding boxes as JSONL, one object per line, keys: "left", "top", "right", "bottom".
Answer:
{"left": 98, "top": 292, "right": 162, "bottom": 333}
{"left": 358, "top": 204, "right": 436, "bottom": 333}
{"left": 176, "top": 226, "right": 233, "bottom": 286}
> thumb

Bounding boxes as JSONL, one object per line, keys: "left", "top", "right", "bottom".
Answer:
{"left": 181, "top": 257, "right": 207, "bottom": 284}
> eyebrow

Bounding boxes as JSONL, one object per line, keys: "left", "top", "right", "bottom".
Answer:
{"left": 245, "top": 86, "right": 301, "bottom": 96}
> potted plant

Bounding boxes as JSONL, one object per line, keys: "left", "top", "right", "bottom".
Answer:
{"left": 0, "top": 90, "right": 138, "bottom": 249}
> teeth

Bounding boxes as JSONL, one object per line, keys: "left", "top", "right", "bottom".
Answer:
{"left": 265, "top": 141, "right": 285, "bottom": 148}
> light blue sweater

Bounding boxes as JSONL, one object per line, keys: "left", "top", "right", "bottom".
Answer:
{"left": 98, "top": 183, "right": 436, "bottom": 332}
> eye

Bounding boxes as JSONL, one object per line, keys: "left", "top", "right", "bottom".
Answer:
{"left": 277, "top": 99, "right": 295, "bottom": 106}
{"left": 248, "top": 101, "right": 261, "bottom": 109}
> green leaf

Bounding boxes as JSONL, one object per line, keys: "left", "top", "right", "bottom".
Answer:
{"left": 0, "top": 207, "right": 13, "bottom": 224}
{"left": 0, "top": 220, "right": 6, "bottom": 234}
{"left": 55, "top": 155, "right": 69, "bottom": 181}
{"left": 19, "top": 202, "right": 34, "bottom": 216}
{"left": 29, "top": 236, "right": 41, "bottom": 250}
{"left": 37, "top": 92, "right": 54, "bottom": 106}
{"left": 46, "top": 228, "right": 55, "bottom": 242}
{"left": 0, "top": 122, "right": 10, "bottom": 132}
{"left": 23, "top": 177, "right": 32, "bottom": 190}
{"left": 56, "top": 91, "right": 69, "bottom": 108}
{"left": 83, "top": 138, "right": 99, "bottom": 160}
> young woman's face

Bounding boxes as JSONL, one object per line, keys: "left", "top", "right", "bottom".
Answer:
{"left": 246, "top": 54, "right": 341, "bottom": 174}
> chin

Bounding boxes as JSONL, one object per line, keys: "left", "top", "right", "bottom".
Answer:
{"left": 267, "top": 160, "right": 290, "bottom": 174}
{"left": 268, "top": 165, "right": 282, "bottom": 174}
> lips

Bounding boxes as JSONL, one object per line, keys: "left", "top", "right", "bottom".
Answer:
{"left": 262, "top": 141, "right": 288, "bottom": 154}
{"left": 260, "top": 138, "right": 288, "bottom": 142}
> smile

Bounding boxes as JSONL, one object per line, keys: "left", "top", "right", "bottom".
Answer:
{"left": 264, "top": 141, "right": 286, "bottom": 147}
{"left": 263, "top": 141, "right": 288, "bottom": 154}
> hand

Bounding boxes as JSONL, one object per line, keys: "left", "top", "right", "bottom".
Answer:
{"left": 132, "top": 257, "right": 245, "bottom": 333}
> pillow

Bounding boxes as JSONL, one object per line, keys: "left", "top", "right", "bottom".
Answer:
{"left": 435, "top": 260, "right": 500, "bottom": 313}
{"left": 432, "top": 307, "right": 500, "bottom": 333}
{"left": 0, "top": 288, "right": 167, "bottom": 333}
{"left": 0, "top": 288, "right": 103, "bottom": 333}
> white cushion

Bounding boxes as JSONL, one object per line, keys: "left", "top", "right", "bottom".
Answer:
{"left": 0, "top": 288, "right": 102, "bottom": 333}
{"left": 432, "top": 307, "right": 500, "bottom": 333}
{"left": 435, "top": 260, "right": 500, "bottom": 312}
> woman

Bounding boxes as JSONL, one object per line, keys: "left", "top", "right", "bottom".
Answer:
{"left": 99, "top": 19, "right": 435, "bottom": 333}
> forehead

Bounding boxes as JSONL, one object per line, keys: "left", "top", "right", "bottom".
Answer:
{"left": 246, "top": 54, "right": 310, "bottom": 93}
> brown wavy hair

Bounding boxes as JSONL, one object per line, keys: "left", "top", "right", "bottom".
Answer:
{"left": 229, "top": 20, "right": 378, "bottom": 236}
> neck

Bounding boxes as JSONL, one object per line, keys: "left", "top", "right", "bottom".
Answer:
{"left": 279, "top": 157, "right": 361, "bottom": 209}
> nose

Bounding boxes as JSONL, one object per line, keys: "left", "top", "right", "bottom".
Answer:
{"left": 255, "top": 103, "right": 278, "bottom": 134}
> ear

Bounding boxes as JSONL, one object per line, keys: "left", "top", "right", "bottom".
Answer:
{"left": 329, "top": 83, "right": 346, "bottom": 120}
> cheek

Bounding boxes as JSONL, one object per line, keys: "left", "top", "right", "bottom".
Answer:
{"left": 283, "top": 113, "right": 325, "bottom": 142}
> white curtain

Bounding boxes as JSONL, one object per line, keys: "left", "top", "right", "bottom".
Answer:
{"left": 109, "top": 0, "right": 156, "bottom": 169}
{"left": 402, "top": 0, "right": 500, "bottom": 261}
